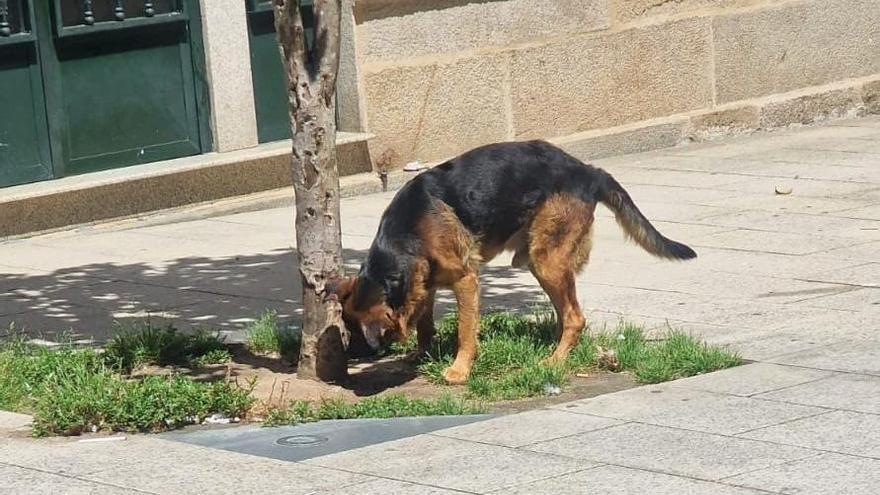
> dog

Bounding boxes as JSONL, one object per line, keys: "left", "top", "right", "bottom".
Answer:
{"left": 326, "top": 141, "right": 696, "bottom": 384}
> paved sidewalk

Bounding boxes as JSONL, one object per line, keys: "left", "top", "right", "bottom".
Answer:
{"left": 1, "top": 116, "right": 879, "bottom": 493}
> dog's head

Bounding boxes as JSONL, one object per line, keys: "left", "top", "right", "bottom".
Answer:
{"left": 325, "top": 275, "right": 407, "bottom": 353}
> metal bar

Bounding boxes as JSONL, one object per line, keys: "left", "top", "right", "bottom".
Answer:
{"left": 82, "top": 0, "right": 94, "bottom": 25}
{"left": 0, "top": 30, "right": 34, "bottom": 46}
{"left": 56, "top": 11, "right": 187, "bottom": 38}
{"left": 0, "top": 0, "right": 11, "bottom": 37}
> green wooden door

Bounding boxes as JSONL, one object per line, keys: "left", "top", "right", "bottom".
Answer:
{"left": 0, "top": 0, "right": 210, "bottom": 187}
{"left": 246, "top": 0, "right": 315, "bottom": 143}
{"left": 0, "top": 0, "right": 53, "bottom": 187}
{"left": 44, "top": 0, "right": 210, "bottom": 175}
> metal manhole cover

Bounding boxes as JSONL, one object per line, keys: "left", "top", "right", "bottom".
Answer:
{"left": 275, "top": 435, "right": 329, "bottom": 447}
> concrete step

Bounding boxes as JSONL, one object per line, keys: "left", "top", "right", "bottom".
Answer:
{"left": 0, "top": 132, "right": 373, "bottom": 238}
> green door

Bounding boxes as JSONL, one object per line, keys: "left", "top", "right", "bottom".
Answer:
{"left": 44, "top": 0, "right": 211, "bottom": 175}
{"left": 0, "top": 0, "right": 210, "bottom": 187}
{"left": 246, "top": 0, "right": 317, "bottom": 143}
{"left": 0, "top": 0, "right": 52, "bottom": 186}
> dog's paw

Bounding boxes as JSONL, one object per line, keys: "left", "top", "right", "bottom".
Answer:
{"left": 442, "top": 366, "right": 470, "bottom": 385}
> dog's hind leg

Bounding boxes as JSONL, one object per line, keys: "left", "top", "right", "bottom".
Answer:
{"left": 532, "top": 265, "right": 586, "bottom": 363}
{"left": 528, "top": 194, "right": 594, "bottom": 363}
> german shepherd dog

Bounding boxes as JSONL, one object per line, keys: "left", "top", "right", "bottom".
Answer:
{"left": 326, "top": 141, "right": 696, "bottom": 384}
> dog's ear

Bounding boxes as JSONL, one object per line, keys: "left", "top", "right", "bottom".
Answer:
{"left": 324, "top": 276, "right": 357, "bottom": 303}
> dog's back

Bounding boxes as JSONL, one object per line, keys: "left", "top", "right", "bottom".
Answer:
{"left": 376, "top": 140, "right": 695, "bottom": 261}
{"left": 378, "top": 141, "right": 595, "bottom": 247}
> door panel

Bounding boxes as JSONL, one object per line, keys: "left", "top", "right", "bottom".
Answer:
{"left": 0, "top": 0, "right": 52, "bottom": 187}
{"left": 50, "top": 0, "right": 203, "bottom": 175}
{"left": 0, "top": 0, "right": 209, "bottom": 186}
{"left": 247, "top": 0, "right": 315, "bottom": 143}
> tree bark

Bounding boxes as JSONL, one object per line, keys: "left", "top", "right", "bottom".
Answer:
{"left": 274, "top": 0, "right": 348, "bottom": 381}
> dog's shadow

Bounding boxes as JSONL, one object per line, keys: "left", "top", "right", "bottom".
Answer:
{"left": 340, "top": 355, "right": 421, "bottom": 397}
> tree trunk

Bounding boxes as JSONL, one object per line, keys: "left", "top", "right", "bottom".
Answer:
{"left": 274, "top": 0, "right": 348, "bottom": 381}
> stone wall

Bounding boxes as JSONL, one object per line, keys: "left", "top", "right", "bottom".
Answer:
{"left": 353, "top": 0, "right": 880, "bottom": 167}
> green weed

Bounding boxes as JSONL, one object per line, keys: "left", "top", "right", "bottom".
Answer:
{"left": 190, "top": 348, "right": 233, "bottom": 367}
{"left": 263, "top": 393, "right": 485, "bottom": 426}
{"left": 245, "top": 310, "right": 301, "bottom": 362}
{"left": 0, "top": 338, "right": 253, "bottom": 437}
{"left": 417, "top": 309, "right": 741, "bottom": 400}
{"left": 102, "top": 323, "right": 226, "bottom": 372}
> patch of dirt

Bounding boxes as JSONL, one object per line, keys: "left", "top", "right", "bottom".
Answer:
{"left": 174, "top": 344, "right": 638, "bottom": 415}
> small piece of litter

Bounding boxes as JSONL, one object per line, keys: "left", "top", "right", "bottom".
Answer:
{"left": 79, "top": 436, "right": 127, "bottom": 443}
{"left": 542, "top": 384, "right": 562, "bottom": 396}
{"left": 575, "top": 373, "right": 590, "bottom": 378}
{"left": 204, "top": 413, "right": 232, "bottom": 425}
{"left": 403, "top": 161, "right": 424, "bottom": 172}
{"left": 775, "top": 186, "right": 793, "bottom": 195}
{"left": 596, "top": 346, "right": 621, "bottom": 372}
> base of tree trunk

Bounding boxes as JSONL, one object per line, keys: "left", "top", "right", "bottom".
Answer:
{"left": 295, "top": 286, "right": 349, "bottom": 382}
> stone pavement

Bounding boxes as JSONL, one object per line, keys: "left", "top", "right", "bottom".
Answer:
{"left": 1, "top": 116, "right": 879, "bottom": 493}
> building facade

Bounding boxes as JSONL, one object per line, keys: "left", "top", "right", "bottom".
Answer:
{"left": 1, "top": 0, "right": 878, "bottom": 233}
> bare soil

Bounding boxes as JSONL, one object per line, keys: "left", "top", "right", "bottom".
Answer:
{"left": 178, "top": 344, "right": 637, "bottom": 416}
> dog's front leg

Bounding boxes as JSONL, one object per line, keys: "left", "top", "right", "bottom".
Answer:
{"left": 415, "top": 290, "right": 436, "bottom": 358}
{"left": 443, "top": 273, "right": 479, "bottom": 385}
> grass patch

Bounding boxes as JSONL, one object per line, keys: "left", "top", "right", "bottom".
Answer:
{"left": 0, "top": 337, "right": 253, "bottom": 437}
{"left": 245, "top": 310, "right": 301, "bottom": 362}
{"left": 103, "top": 323, "right": 227, "bottom": 372}
{"left": 191, "top": 348, "right": 233, "bottom": 367}
{"left": 263, "top": 393, "right": 485, "bottom": 426}
{"left": 413, "top": 308, "right": 741, "bottom": 400}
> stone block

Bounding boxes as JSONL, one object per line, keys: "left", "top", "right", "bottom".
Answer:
{"left": 713, "top": 0, "right": 880, "bottom": 103}
{"left": 610, "top": 0, "right": 755, "bottom": 24}
{"left": 337, "top": 0, "right": 367, "bottom": 132}
{"left": 740, "top": 410, "right": 880, "bottom": 458}
{"left": 0, "top": 465, "right": 141, "bottom": 495}
{"left": 725, "top": 453, "right": 880, "bottom": 495}
{"left": 552, "top": 385, "right": 825, "bottom": 435}
{"left": 509, "top": 18, "right": 712, "bottom": 139}
{"left": 820, "top": 241, "right": 880, "bottom": 263}
{"left": 691, "top": 229, "right": 862, "bottom": 255}
{"left": 433, "top": 409, "right": 622, "bottom": 447}
{"left": 687, "top": 105, "right": 761, "bottom": 139}
{"left": 804, "top": 263, "right": 880, "bottom": 288}
{"left": 667, "top": 363, "right": 834, "bottom": 397}
{"left": 0, "top": 436, "right": 370, "bottom": 494}
{"left": 356, "top": 0, "right": 608, "bottom": 62}
{"left": 337, "top": 138, "right": 373, "bottom": 175}
{"left": 863, "top": 80, "right": 880, "bottom": 115}
{"left": 553, "top": 121, "right": 686, "bottom": 161}
{"left": 800, "top": 287, "right": 880, "bottom": 311}
{"left": 495, "top": 464, "right": 761, "bottom": 495}
{"left": 363, "top": 56, "right": 509, "bottom": 166}
{"left": 305, "top": 434, "right": 593, "bottom": 493}
{"left": 769, "top": 339, "right": 880, "bottom": 376}
{"left": 760, "top": 88, "right": 864, "bottom": 128}
{"left": 198, "top": 0, "right": 258, "bottom": 152}
{"left": 756, "top": 374, "right": 880, "bottom": 415}
{"left": 526, "top": 423, "right": 815, "bottom": 480}
{"left": 0, "top": 410, "right": 32, "bottom": 430}
{"left": 320, "top": 478, "right": 465, "bottom": 495}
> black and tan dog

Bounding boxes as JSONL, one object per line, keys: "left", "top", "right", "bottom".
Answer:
{"left": 327, "top": 141, "right": 696, "bottom": 384}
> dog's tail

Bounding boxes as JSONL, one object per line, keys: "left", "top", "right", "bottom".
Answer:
{"left": 595, "top": 169, "right": 697, "bottom": 261}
